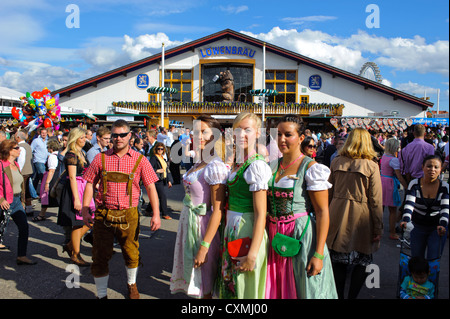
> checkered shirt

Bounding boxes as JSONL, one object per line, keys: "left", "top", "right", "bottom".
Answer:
{"left": 83, "top": 147, "right": 159, "bottom": 210}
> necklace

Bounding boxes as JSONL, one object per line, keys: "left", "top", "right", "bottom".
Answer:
{"left": 279, "top": 154, "right": 303, "bottom": 175}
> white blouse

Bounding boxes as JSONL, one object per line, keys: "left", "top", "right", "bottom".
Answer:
{"left": 273, "top": 162, "right": 332, "bottom": 191}
{"left": 46, "top": 151, "right": 59, "bottom": 170}
{"left": 184, "top": 157, "right": 229, "bottom": 186}
{"left": 228, "top": 159, "right": 272, "bottom": 192}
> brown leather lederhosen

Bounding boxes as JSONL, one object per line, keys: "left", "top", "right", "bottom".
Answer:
{"left": 94, "top": 152, "right": 144, "bottom": 227}
{"left": 91, "top": 152, "right": 144, "bottom": 277}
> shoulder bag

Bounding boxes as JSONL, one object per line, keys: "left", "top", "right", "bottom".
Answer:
{"left": 0, "top": 162, "right": 12, "bottom": 241}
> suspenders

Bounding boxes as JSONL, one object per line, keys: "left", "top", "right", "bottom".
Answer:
{"left": 100, "top": 152, "right": 144, "bottom": 208}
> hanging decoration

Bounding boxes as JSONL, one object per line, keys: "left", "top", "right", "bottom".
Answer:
{"left": 249, "top": 89, "right": 278, "bottom": 96}
{"left": 112, "top": 101, "right": 344, "bottom": 116}
{"left": 330, "top": 117, "right": 411, "bottom": 132}
{"left": 146, "top": 86, "right": 178, "bottom": 94}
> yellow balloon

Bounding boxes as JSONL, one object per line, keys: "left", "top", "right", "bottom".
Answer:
{"left": 46, "top": 98, "right": 55, "bottom": 109}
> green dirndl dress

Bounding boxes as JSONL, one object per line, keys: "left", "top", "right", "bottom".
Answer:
{"left": 218, "top": 154, "right": 269, "bottom": 299}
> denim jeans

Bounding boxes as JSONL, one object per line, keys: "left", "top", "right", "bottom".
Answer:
{"left": 10, "top": 196, "right": 29, "bottom": 257}
{"left": 32, "top": 162, "right": 46, "bottom": 194}
{"left": 410, "top": 223, "right": 447, "bottom": 260}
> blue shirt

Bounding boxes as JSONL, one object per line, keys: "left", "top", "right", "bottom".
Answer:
{"left": 30, "top": 136, "right": 48, "bottom": 164}
{"left": 86, "top": 144, "right": 107, "bottom": 164}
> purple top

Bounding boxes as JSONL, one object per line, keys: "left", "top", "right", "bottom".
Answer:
{"left": 399, "top": 138, "right": 435, "bottom": 179}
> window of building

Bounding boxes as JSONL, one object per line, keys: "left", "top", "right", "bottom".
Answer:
{"left": 148, "top": 94, "right": 158, "bottom": 102}
{"left": 202, "top": 64, "right": 253, "bottom": 102}
{"left": 163, "top": 69, "right": 192, "bottom": 102}
{"left": 265, "top": 70, "right": 297, "bottom": 103}
{"left": 300, "top": 95, "right": 309, "bottom": 104}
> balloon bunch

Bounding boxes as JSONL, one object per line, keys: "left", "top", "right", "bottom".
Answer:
{"left": 12, "top": 87, "right": 61, "bottom": 132}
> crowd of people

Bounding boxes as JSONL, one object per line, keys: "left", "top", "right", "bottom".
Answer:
{"left": 0, "top": 114, "right": 448, "bottom": 300}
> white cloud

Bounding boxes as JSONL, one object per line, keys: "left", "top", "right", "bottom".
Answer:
{"left": 219, "top": 5, "right": 249, "bottom": 14}
{"left": 282, "top": 16, "right": 338, "bottom": 25}
{"left": 0, "top": 65, "right": 80, "bottom": 93}
{"left": 342, "top": 31, "right": 449, "bottom": 76}
{"left": 395, "top": 81, "right": 441, "bottom": 98}
{"left": 242, "top": 27, "right": 449, "bottom": 78}
{"left": 134, "top": 22, "right": 214, "bottom": 34}
{"left": 0, "top": 13, "right": 46, "bottom": 50}
{"left": 122, "top": 33, "right": 185, "bottom": 61}
{"left": 242, "top": 27, "right": 366, "bottom": 73}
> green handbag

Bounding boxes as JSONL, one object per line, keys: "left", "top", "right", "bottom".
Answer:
{"left": 271, "top": 215, "right": 310, "bottom": 257}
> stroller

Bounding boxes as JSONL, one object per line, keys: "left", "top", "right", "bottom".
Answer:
{"left": 396, "top": 230, "right": 442, "bottom": 299}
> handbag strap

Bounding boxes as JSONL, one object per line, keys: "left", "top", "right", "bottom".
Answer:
{"left": 1, "top": 162, "right": 6, "bottom": 199}
{"left": 298, "top": 215, "right": 310, "bottom": 244}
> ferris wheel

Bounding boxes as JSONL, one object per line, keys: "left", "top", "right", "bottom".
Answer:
{"left": 359, "top": 62, "right": 383, "bottom": 83}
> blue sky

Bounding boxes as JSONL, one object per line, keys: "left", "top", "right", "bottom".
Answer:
{"left": 1, "top": 0, "right": 448, "bottom": 112}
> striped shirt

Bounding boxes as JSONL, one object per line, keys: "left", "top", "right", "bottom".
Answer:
{"left": 83, "top": 147, "right": 159, "bottom": 210}
{"left": 402, "top": 178, "right": 449, "bottom": 227}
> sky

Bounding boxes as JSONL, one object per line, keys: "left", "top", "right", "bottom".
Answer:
{"left": 0, "top": 0, "right": 448, "bottom": 113}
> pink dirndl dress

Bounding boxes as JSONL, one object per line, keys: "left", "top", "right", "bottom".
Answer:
{"left": 380, "top": 154, "right": 401, "bottom": 207}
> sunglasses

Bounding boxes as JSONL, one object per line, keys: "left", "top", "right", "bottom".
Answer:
{"left": 111, "top": 132, "right": 130, "bottom": 139}
{"left": 156, "top": 148, "right": 164, "bottom": 151}
{"left": 306, "top": 145, "right": 316, "bottom": 149}
{"left": 13, "top": 146, "right": 20, "bottom": 150}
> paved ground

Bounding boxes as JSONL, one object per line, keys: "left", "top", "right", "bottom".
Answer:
{"left": 0, "top": 173, "right": 448, "bottom": 301}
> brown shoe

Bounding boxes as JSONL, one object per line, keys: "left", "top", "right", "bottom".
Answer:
{"left": 70, "top": 254, "right": 90, "bottom": 267}
{"left": 127, "top": 283, "right": 140, "bottom": 299}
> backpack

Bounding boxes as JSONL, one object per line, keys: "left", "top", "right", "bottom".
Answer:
{"left": 49, "top": 152, "right": 67, "bottom": 204}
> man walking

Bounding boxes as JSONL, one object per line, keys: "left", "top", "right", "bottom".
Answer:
{"left": 81, "top": 120, "right": 161, "bottom": 299}
{"left": 399, "top": 124, "right": 435, "bottom": 184}
{"left": 30, "top": 127, "right": 49, "bottom": 195}
{"left": 15, "top": 131, "right": 34, "bottom": 215}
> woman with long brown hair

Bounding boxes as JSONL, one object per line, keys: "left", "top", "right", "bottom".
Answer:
{"left": 0, "top": 139, "right": 37, "bottom": 265}
{"left": 170, "top": 115, "right": 228, "bottom": 298}
{"left": 266, "top": 114, "right": 336, "bottom": 299}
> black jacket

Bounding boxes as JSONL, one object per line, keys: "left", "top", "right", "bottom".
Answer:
{"left": 149, "top": 155, "right": 173, "bottom": 185}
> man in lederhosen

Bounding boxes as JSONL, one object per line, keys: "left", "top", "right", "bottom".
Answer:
{"left": 81, "top": 120, "right": 161, "bottom": 299}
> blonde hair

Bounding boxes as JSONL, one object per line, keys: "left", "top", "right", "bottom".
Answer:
{"left": 232, "top": 112, "right": 262, "bottom": 130}
{"left": 67, "top": 127, "right": 87, "bottom": 166}
{"left": 339, "top": 128, "right": 377, "bottom": 160}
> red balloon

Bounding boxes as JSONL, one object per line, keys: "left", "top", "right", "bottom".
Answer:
{"left": 44, "top": 118, "right": 53, "bottom": 128}
{"left": 12, "top": 107, "right": 20, "bottom": 119}
{"left": 41, "top": 88, "right": 51, "bottom": 95}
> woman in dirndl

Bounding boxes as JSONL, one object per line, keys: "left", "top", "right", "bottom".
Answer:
{"left": 380, "top": 138, "right": 408, "bottom": 240}
{"left": 266, "top": 114, "right": 337, "bottom": 299}
{"left": 57, "top": 127, "right": 95, "bottom": 267}
{"left": 170, "top": 115, "right": 229, "bottom": 298}
{"left": 218, "top": 112, "right": 272, "bottom": 299}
